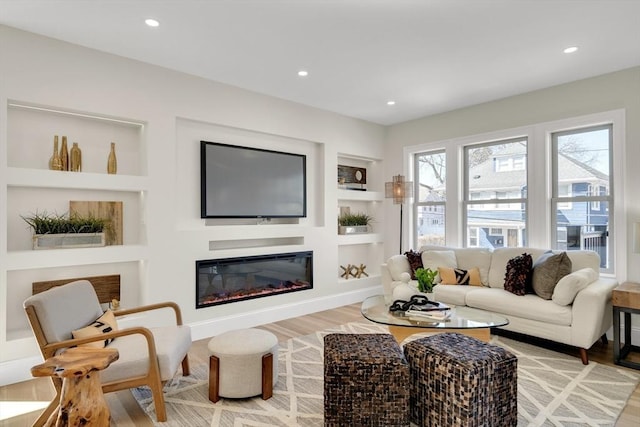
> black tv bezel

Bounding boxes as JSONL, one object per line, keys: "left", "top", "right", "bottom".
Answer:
{"left": 200, "top": 140, "right": 307, "bottom": 219}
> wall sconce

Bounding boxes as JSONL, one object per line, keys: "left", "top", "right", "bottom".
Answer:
{"left": 385, "top": 174, "right": 413, "bottom": 254}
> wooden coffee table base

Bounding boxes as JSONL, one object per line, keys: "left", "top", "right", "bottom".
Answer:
{"left": 387, "top": 325, "right": 490, "bottom": 344}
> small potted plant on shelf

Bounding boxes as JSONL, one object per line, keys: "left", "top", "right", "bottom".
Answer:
{"left": 21, "top": 211, "right": 108, "bottom": 250}
{"left": 338, "top": 212, "right": 373, "bottom": 235}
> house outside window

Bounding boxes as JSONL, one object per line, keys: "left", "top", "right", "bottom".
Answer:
{"left": 552, "top": 124, "right": 613, "bottom": 271}
{"left": 464, "top": 138, "right": 528, "bottom": 249}
{"left": 414, "top": 150, "right": 446, "bottom": 248}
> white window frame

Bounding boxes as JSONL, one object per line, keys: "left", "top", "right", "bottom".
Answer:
{"left": 404, "top": 109, "right": 626, "bottom": 276}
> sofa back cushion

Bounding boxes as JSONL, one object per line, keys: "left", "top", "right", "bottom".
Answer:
{"left": 488, "top": 248, "right": 547, "bottom": 288}
{"left": 422, "top": 245, "right": 492, "bottom": 286}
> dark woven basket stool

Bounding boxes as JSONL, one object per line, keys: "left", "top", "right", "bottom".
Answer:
{"left": 404, "top": 333, "right": 517, "bottom": 427}
{"left": 324, "top": 333, "right": 410, "bottom": 427}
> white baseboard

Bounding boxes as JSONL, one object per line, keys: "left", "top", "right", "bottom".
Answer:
{"left": 0, "top": 285, "right": 382, "bottom": 386}
{"left": 0, "top": 356, "right": 43, "bottom": 387}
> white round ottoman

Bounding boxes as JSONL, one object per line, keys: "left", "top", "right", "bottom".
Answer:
{"left": 207, "top": 328, "right": 278, "bottom": 402}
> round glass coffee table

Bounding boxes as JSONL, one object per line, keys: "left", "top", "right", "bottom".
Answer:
{"left": 361, "top": 295, "right": 509, "bottom": 343}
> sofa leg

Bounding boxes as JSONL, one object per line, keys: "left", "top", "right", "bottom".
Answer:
{"left": 579, "top": 348, "right": 589, "bottom": 365}
{"left": 601, "top": 334, "right": 608, "bottom": 346}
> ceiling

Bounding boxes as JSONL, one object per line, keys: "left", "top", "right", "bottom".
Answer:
{"left": 1, "top": 0, "right": 639, "bottom": 125}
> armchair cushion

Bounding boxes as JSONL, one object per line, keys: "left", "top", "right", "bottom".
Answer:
{"left": 101, "top": 325, "right": 192, "bottom": 383}
{"left": 72, "top": 310, "right": 118, "bottom": 348}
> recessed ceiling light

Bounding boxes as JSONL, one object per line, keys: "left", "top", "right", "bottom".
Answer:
{"left": 297, "top": 70, "right": 309, "bottom": 77}
{"left": 387, "top": 100, "right": 396, "bottom": 106}
{"left": 145, "top": 18, "right": 160, "bottom": 27}
{"left": 563, "top": 46, "right": 578, "bottom": 54}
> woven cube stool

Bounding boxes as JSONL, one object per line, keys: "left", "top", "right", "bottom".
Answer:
{"left": 208, "top": 328, "right": 278, "bottom": 403}
{"left": 403, "top": 333, "right": 517, "bottom": 427}
{"left": 324, "top": 333, "right": 410, "bottom": 427}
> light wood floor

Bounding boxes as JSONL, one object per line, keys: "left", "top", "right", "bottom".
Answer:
{"left": 1, "top": 303, "right": 639, "bottom": 426}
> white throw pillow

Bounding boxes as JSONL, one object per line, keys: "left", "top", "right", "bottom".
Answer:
{"left": 551, "top": 268, "right": 598, "bottom": 306}
{"left": 421, "top": 250, "right": 457, "bottom": 282}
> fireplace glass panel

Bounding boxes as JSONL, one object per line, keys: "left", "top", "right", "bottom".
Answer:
{"left": 196, "top": 251, "right": 313, "bottom": 308}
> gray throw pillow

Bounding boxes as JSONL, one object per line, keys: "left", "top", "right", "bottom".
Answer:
{"left": 532, "top": 251, "right": 572, "bottom": 300}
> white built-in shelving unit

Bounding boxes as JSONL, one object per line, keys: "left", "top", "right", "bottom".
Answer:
{"left": 1, "top": 101, "right": 148, "bottom": 358}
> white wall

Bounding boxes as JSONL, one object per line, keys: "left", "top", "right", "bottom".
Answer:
{"left": 384, "top": 67, "right": 640, "bottom": 282}
{"left": 0, "top": 25, "right": 385, "bottom": 381}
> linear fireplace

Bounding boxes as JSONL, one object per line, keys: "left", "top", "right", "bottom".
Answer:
{"left": 196, "top": 251, "right": 313, "bottom": 309}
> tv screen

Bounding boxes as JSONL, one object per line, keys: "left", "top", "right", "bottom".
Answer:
{"left": 200, "top": 141, "right": 307, "bottom": 218}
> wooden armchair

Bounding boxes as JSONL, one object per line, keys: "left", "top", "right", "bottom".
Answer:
{"left": 24, "top": 280, "right": 191, "bottom": 424}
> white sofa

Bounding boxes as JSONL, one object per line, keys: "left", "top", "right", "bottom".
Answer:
{"left": 381, "top": 246, "right": 618, "bottom": 364}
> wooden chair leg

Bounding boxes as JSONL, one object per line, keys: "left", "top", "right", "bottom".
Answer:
{"left": 262, "top": 352, "right": 273, "bottom": 400}
{"left": 182, "top": 355, "right": 190, "bottom": 376}
{"left": 149, "top": 374, "right": 167, "bottom": 422}
{"left": 209, "top": 355, "right": 220, "bottom": 403}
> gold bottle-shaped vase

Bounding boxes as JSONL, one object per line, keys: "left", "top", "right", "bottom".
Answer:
{"left": 50, "top": 135, "right": 62, "bottom": 171}
{"left": 107, "top": 142, "right": 117, "bottom": 174}
{"left": 70, "top": 142, "right": 82, "bottom": 172}
{"left": 60, "top": 136, "right": 69, "bottom": 171}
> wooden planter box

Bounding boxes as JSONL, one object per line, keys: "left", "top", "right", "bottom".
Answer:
{"left": 33, "top": 233, "right": 106, "bottom": 250}
{"left": 338, "top": 225, "right": 369, "bottom": 235}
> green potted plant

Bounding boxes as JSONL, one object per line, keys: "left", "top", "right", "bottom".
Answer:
{"left": 338, "top": 212, "right": 373, "bottom": 235}
{"left": 414, "top": 267, "right": 437, "bottom": 293}
{"left": 21, "top": 211, "right": 108, "bottom": 250}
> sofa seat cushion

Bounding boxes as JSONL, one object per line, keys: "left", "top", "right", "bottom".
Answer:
{"left": 101, "top": 325, "right": 191, "bottom": 383}
{"left": 465, "top": 288, "right": 572, "bottom": 326}
{"left": 433, "top": 284, "right": 478, "bottom": 306}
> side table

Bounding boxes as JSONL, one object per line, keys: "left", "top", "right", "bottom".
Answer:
{"left": 31, "top": 346, "right": 119, "bottom": 426}
{"left": 613, "top": 282, "right": 640, "bottom": 370}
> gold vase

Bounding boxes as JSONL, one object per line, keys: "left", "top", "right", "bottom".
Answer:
{"left": 70, "top": 142, "right": 82, "bottom": 172}
{"left": 107, "top": 142, "right": 117, "bottom": 174}
{"left": 50, "top": 135, "right": 62, "bottom": 171}
{"left": 60, "top": 136, "right": 69, "bottom": 171}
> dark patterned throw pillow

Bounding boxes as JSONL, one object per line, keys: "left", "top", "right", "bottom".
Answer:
{"left": 404, "top": 249, "right": 423, "bottom": 280}
{"left": 504, "top": 253, "right": 533, "bottom": 296}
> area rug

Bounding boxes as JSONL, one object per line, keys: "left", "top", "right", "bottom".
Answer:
{"left": 132, "top": 322, "right": 639, "bottom": 426}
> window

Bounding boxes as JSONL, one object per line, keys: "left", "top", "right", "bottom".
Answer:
{"left": 408, "top": 110, "right": 623, "bottom": 275}
{"left": 464, "top": 138, "right": 527, "bottom": 249}
{"left": 552, "top": 125, "right": 612, "bottom": 271}
{"left": 414, "top": 150, "right": 446, "bottom": 247}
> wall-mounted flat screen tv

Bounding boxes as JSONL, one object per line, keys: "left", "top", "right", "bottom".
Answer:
{"left": 200, "top": 141, "right": 307, "bottom": 218}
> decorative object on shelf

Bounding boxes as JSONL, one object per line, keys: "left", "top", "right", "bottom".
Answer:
{"left": 337, "top": 165, "right": 367, "bottom": 190}
{"left": 70, "top": 142, "right": 82, "bottom": 171}
{"left": 60, "top": 135, "right": 69, "bottom": 171}
{"left": 340, "top": 264, "right": 359, "bottom": 279}
{"left": 21, "top": 211, "right": 108, "bottom": 250}
{"left": 415, "top": 267, "right": 437, "bottom": 293}
{"left": 49, "top": 135, "right": 62, "bottom": 171}
{"left": 107, "top": 142, "right": 117, "bottom": 174}
{"left": 356, "top": 264, "right": 368, "bottom": 278}
{"left": 70, "top": 201, "right": 123, "bottom": 246}
{"left": 110, "top": 298, "right": 121, "bottom": 310}
{"left": 338, "top": 212, "right": 373, "bottom": 235}
{"left": 385, "top": 174, "right": 414, "bottom": 254}
{"left": 32, "top": 274, "right": 121, "bottom": 304}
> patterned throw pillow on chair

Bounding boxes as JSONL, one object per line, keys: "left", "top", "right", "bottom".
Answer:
{"left": 438, "top": 267, "right": 482, "bottom": 286}
{"left": 72, "top": 309, "right": 118, "bottom": 348}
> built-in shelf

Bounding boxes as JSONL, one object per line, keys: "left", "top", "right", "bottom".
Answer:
{"left": 7, "top": 167, "right": 149, "bottom": 191}
{"left": 337, "top": 189, "right": 384, "bottom": 202}
{"left": 338, "top": 233, "right": 384, "bottom": 245}
{"left": 6, "top": 245, "right": 148, "bottom": 270}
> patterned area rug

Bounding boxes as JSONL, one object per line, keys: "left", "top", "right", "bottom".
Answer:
{"left": 132, "top": 322, "right": 639, "bottom": 426}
